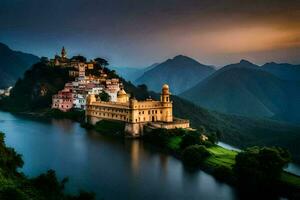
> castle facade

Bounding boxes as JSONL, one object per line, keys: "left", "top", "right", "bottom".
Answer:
{"left": 86, "top": 84, "right": 190, "bottom": 137}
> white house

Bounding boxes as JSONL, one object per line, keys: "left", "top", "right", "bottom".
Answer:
{"left": 73, "top": 93, "right": 86, "bottom": 110}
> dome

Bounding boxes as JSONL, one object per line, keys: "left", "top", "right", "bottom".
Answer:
{"left": 162, "top": 84, "right": 169, "bottom": 90}
{"left": 117, "top": 89, "right": 127, "bottom": 96}
{"left": 162, "top": 84, "right": 170, "bottom": 94}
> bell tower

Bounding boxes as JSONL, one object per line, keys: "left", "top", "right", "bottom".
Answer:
{"left": 160, "top": 84, "right": 170, "bottom": 102}
{"left": 61, "top": 46, "right": 67, "bottom": 58}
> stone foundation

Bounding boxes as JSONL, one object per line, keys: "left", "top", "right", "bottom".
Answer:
{"left": 86, "top": 116, "right": 191, "bottom": 138}
{"left": 124, "top": 123, "right": 145, "bottom": 138}
{"left": 86, "top": 115, "right": 102, "bottom": 125}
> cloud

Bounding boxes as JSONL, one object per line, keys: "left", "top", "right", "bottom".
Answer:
{"left": 0, "top": 0, "right": 299, "bottom": 66}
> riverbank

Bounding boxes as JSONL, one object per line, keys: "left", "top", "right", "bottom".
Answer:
{"left": 83, "top": 119, "right": 300, "bottom": 195}
{"left": 2, "top": 109, "right": 300, "bottom": 198}
{"left": 140, "top": 128, "right": 300, "bottom": 199}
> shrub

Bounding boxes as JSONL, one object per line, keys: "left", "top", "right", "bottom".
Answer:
{"left": 180, "top": 131, "right": 200, "bottom": 150}
{"left": 142, "top": 128, "right": 169, "bottom": 147}
{"left": 214, "top": 165, "right": 233, "bottom": 181}
{"left": 233, "top": 146, "right": 291, "bottom": 188}
{"left": 94, "top": 120, "right": 125, "bottom": 135}
{"left": 182, "top": 145, "right": 210, "bottom": 167}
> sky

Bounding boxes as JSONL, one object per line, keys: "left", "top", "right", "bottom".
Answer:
{"left": 0, "top": 0, "right": 299, "bottom": 67}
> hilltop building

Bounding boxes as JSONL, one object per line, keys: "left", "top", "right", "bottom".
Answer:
{"left": 49, "top": 47, "right": 96, "bottom": 70}
{"left": 86, "top": 84, "right": 190, "bottom": 137}
{"left": 51, "top": 52, "right": 121, "bottom": 112}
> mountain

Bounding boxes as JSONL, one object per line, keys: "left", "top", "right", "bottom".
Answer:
{"left": 261, "top": 62, "right": 300, "bottom": 81}
{"left": 110, "top": 63, "right": 159, "bottom": 82}
{"left": 0, "top": 42, "right": 40, "bottom": 88}
{"left": 135, "top": 55, "right": 215, "bottom": 94}
{"left": 180, "top": 60, "right": 300, "bottom": 123}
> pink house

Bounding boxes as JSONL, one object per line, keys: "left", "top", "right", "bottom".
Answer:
{"left": 52, "top": 87, "right": 73, "bottom": 112}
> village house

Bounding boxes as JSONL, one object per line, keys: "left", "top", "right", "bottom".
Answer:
{"left": 52, "top": 86, "right": 73, "bottom": 112}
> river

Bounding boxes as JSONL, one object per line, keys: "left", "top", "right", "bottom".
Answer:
{"left": 0, "top": 111, "right": 298, "bottom": 199}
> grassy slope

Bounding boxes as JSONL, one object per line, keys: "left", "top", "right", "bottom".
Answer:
{"left": 165, "top": 135, "right": 300, "bottom": 189}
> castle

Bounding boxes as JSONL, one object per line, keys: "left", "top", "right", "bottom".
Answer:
{"left": 86, "top": 84, "right": 190, "bottom": 137}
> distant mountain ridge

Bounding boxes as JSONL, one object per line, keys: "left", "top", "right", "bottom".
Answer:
{"left": 0, "top": 42, "right": 39, "bottom": 88}
{"left": 261, "top": 62, "right": 300, "bottom": 81}
{"left": 180, "top": 60, "right": 300, "bottom": 123}
{"left": 135, "top": 55, "right": 216, "bottom": 94}
{"left": 110, "top": 63, "right": 159, "bottom": 82}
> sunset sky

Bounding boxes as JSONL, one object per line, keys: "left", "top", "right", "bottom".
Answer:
{"left": 0, "top": 0, "right": 299, "bottom": 67}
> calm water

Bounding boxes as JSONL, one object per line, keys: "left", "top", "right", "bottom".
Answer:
{"left": 0, "top": 111, "right": 298, "bottom": 200}
{"left": 0, "top": 111, "right": 237, "bottom": 199}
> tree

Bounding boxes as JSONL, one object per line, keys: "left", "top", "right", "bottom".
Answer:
{"left": 233, "top": 146, "right": 291, "bottom": 188}
{"left": 40, "top": 57, "right": 49, "bottom": 63}
{"left": 94, "top": 57, "right": 109, "bottom": 67}
{"left": 71, "top": 55, "right": 87, "bottom": 62}
{"left": 214, "top": 165, "right": 233, "bottom": 181}
{"left": 0, "top": 132, "right": 24, "bottom": 172}
{"left": 182, "top": 145, "right": 210, "bottom": 167}
{"left": 31, "top": 170, "right": 67, "bottom": 198}
{"left": 207, "top": 132, "right": 218, "bottom": 144}
{"left": 99, "top": 91, "right": 110, "bottom": 102}
{"left": 180, "top": 131, "right": 200, "bottom": 149}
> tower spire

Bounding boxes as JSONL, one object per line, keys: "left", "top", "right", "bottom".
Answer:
{"left": 61, "top": 46, "right": 67, "bottom": 58}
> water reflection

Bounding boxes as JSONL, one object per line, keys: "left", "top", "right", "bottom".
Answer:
{"left": 2, "top": 111, "right": 291, "bottom": 200}
{"left": 130, "top": 140, "right": 140, "bottom": 175}
{"left": 52, "top": 119, "right": 75, "bottom": 134}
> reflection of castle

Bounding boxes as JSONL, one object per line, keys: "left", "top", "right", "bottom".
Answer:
{"left": 86, "top": 84, "right": 190, "bottom": 137}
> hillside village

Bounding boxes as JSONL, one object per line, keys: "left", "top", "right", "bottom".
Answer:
{"left": 50, "top": 47, "right": 122, "bottom": 111}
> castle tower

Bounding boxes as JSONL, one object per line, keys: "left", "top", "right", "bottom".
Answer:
{"left": 160, "top": 84, "right": 170, "bottom": 102}
{"left": 61, "top": 46, "right": 67, "bottom": 58}
{"left": 160, "top": 84, "right": 172, "bottom": 122}
{"left": 117, "top": 88, "right": 129, "bottom": 103}
{"left": 86, "top": 94, "right": 96, "bottom": 104}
